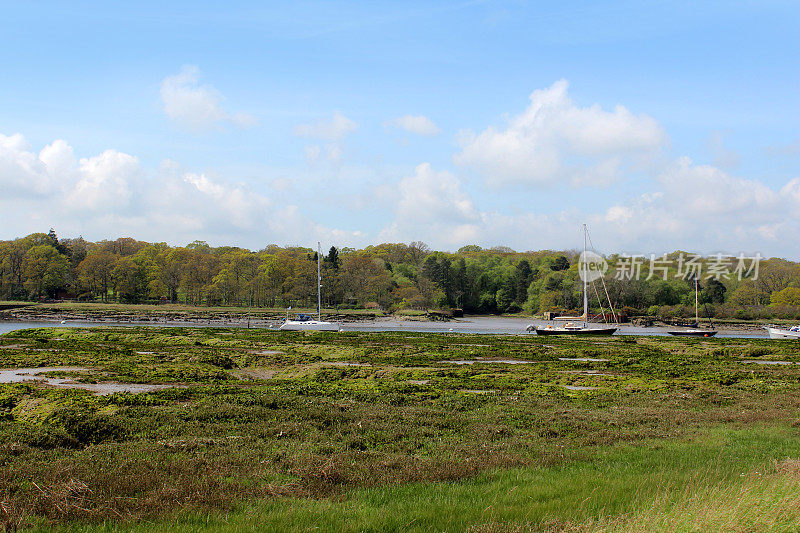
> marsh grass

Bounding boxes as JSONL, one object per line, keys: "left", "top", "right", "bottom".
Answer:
{"left": 2, "top": 327, "right": 800, "bottom": 530}
{"left": 40, "top": 427, "right": 800, "bottom": 532}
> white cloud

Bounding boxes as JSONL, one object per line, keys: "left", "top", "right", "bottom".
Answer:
{"left": 293, "top": 112, "right": 356, "bottom": 140}
{"left": 160, "top": 65, "right": 256, "bottom": 132}
{"left": 397, "top": 163, "right": 478, "bottom": 223}
{"left": 374, "top": 156, "right": 800, "bottom": 255}
{"left": 378, "top": 163, "right": 480, "bottom": 246}
{"left": 780, "top": 177, "right": 800, "bottom": 210}
{"left": 294, "top": 113, "right": 356, "bottom": 167}
{"left": 67, "top": 150, "right": 139, "bottom": 211}
{"left": 385, "top": 115, "right": 441, "bottom": 136}
{"left": 263, "top": 205, "right": 366, "bottom": 247}
{"left": 0, "top": 134, "right": 139, "bottom": 210}
{"left": 454, "top": 79, "right": 666, "bottom": 187}
{"left": 40, "top": 139, "right": 76, "bottom": 180}
{"left": 0, "top": 133, "right": 52, "bottom": 196}
{"left": 0, "top": 133, "right": 358, "bottom": 247}
{"left": 138, "top": 167, "right": 273, "bottom": 234}
{"left": 655, "top": 157, "right": 780, "bottom": 221}
{"left": 2, "top": 126, "right": 798, "bottom": 258}
{"left": 590, "top": 158, "right": 796, "bottom": 253}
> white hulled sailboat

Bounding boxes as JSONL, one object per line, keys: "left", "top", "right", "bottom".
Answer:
{"left": 280, "top": 243, "right": 339, "bottom": 332}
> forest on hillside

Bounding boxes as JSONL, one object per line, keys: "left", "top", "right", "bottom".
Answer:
{"left": 2, "top": 230, "right": 800, "bottom": 320}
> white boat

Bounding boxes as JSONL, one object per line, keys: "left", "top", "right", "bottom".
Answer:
{"left": 533, "top": 224, "right": 618, "bottom": 336}
{"left": 280, "top": 313, "right": 339, "bottom": 331}
{"left": 764, "top": 326, "right": 800, "bottom": 340}
{"left": 280, "top": 242, "right": 340, "bottom": 332}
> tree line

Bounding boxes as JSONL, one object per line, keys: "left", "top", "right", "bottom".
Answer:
{"left": 1, "top": 230, "right": 799, "bottom": 320}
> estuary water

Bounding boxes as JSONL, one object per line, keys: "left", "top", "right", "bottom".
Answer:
{"left": 0, "top": 366, "right": 175, "bottom": 395}
{"left": 0, "top": 317, "right": 768, "bottom": 338}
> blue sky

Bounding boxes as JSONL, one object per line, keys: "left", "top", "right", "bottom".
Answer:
{"left": 1, "top": 1, "right": 798, "bottom": 257}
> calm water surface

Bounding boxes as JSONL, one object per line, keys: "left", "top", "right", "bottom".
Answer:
{"left": 0, "top": 317, "right": 767, "bottom": 338}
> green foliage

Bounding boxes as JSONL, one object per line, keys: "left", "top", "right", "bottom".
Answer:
{"left": 50, "top": 409, "right": 128, "bottom": 445}
{"left": 771, "top": 286, "right": 800, "bottom": 307}
{"left": 2, "top": 327, "right": 800, "bottom": 529}
{"left": 551, "top": 255, "right": 570, "bottom": 271}
{"left": 2, "top": 233, "right": 799, "bottom": 319}
{"left": 701, "top": 278, "right": 727, "bottom": 304}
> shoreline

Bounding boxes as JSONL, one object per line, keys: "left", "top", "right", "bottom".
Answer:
{"left": 0, "top": 315, "right": 769, "bottom": 338}
{"left": 0, "top": 303, "right": 780, "bottom": 336}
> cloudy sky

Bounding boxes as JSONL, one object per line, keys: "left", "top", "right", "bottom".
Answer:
{"left": 1, "top": 1, "right": 798, "bottom": 257}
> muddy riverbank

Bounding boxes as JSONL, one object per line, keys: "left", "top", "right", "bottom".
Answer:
{"left": 3, "top": 305, "right": 770, "bottom": 333}
{"left": 2, "top": 306, "right": 385, "bottom": 326}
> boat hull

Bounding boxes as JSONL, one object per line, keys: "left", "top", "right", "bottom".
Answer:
{"left": 534, "top": 326, "right": 618, "bottom": 336}
{"left": 279, "top": 320, "right": 339, "bottom": 332}
{"left": 765, "top": 327, "right": 800, "bottom": 340}
{"left": 667, "top": 330, "right": 717, "bottom": 337}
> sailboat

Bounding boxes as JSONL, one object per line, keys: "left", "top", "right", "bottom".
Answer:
{"left": 667, "top": 276, "right": 717, "bottom": 337}
{"left": 280, "top": 243, "right": 340, "bottom": 331}
{"left": 534, "top": 225, "right": 618, "bottom": 336}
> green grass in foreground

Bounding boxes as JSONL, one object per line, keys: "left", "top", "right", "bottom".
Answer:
{"left": 49, "top": 426, "right": 800, "bottom": 532}
{"left": 1, "top": 328, "right": 800, "bottom": 531}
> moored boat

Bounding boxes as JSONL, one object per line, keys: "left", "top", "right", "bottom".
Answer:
{"left": 764, "top": 326, "right": 800, "bottom": 340}
{"left": 280, "top": 313, "right": 339, "bottom": 331}
{"left": 667, "top": 329, "right": 717, "bottom": 337}
{"left": 667, "top": 276, "right": 717, "bottom": 337}
{"left": 532, "top": 224, "right": 618, "bottom": 336}
{"left": 534, "top": 323, "right": 618, "bottom": 336}
{"left": 279, "top": 242, "right": 340, "bottom": 332}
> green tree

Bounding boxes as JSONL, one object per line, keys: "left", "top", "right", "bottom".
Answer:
{"left": 512, "top": 259, "right": 533, "bottom": 304}
{"left": 700, "top": 279, "right": 727, "bottom": 304}
{"left": 552, "top": 255, "right": 570, "bottom": 271}
{"left": 728, "top": 281, "right": 762, "bottom": 306}
{"left": 113, "top": 256, "right": 148, "bottom": 303}
{"left": 211, "top": 251, "right": 259, "bottom": 306}
{"left": 158, "top": 250, "right": 183, "bottom": 303}
{"left": 78, "top": 252, "right": 116, "bottom": 301}
{"left": 24, "top": 245, "right": 70, "bottom": 299}
{"left": 325, "top": 246, "right": 340, "bottom": 269}
{"left": 770, "top": 287, "right": 800, "bottom": 307}
{"left": 341, "top": 254, "right": 393, "bottom": 308}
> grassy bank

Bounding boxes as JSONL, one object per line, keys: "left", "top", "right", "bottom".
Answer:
{"left": 61, "top": 426, "right": 800, "bottom": 532}
{"left": 5, "top": 302, "right": 385, "bottom": 322}
{"left": 1, "top": 328, "right": 799, "bottom": 530}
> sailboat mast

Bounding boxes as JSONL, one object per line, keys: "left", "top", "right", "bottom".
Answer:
{"left": 694, "top": 275, "right": 699, "bottom": 325}
{"left": 583, "top": 224, "right": 588, "bottom": 326}
{"left": 317, "top": 242, "right": 322, "bottom": 320}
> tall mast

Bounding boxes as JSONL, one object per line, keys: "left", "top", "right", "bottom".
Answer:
{"left": 694, "top": 275, "right": 699, "bottom": 325}
{"left": 583, "top": 224, "right": 588, "bottom": 325}
{"left": 317, "top": 242, "right": 322, "bottom": 320}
